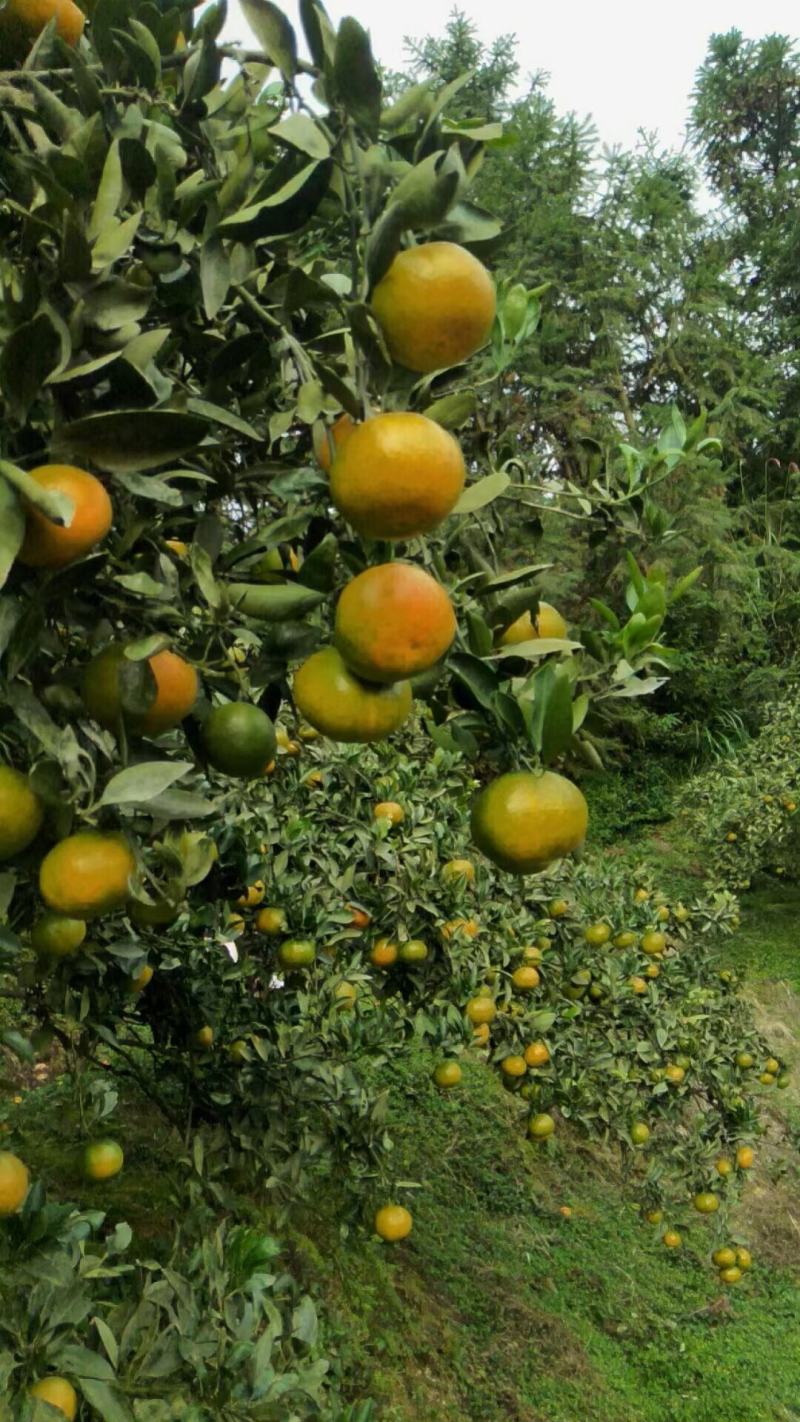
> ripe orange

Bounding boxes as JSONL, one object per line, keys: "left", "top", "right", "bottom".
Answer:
{"left": 693, "top": 1191, "right": 719, "bottom": 1214}
{"left": 524, "top": 1042, "right": 550, "bottom": 1068}
{"left": 83, "top": 645, "right": 198, "bottom": 737}
{"left": 314, "top": 412, "right": 356, "bottom": 472}
{"left": 0, "top": 0, "right": 83, "bottom": 49}
{"left": 28, "top": 1377, "right": 78, "bottom": 1419}
{"left": 374, "top": 1203, "right": 412, "bottom": 1241}
{"left": 255, "top": 906, "right": 287, "bottom": 936}
{"left": 130, "top": 964, "right": 153, "bottom": 992}
{"left": 278, "top": 939, "right": 316, "bottom": 970}
{"left": 735, "top": 1247, "right": 752, "bottom": 1271}
{"left": 736, "top": 1145, "right": 754, "bottom": 1170}
{"left": 39, "top": 833, "right": 135, "bottom": 918}
{"left": 374, "top": 800, "right": 405, "bottom": 824}
{"left": 0, "top": 764, "right": 44, "bottom": 861}
{"left": 501, "top": 1055, "right": 527, "bottom": 1078}
{"left": 203, "top": 702, "right": 277, "bottom": 777}
{"left": 765, "top": 1056, "right": 780, "bottom": 1075}
{"left": 713, "top": 1247, "right": 737, "bottom": 1269}
{"left": 0, "top": 1151, "right": 29, "bottom": 1215}
{"left": 371, "top": 241, "right": 496, "bottom": 373}
{"left": 629, "top": 975, "right": 647, "bottom": 995}
{"left": 644, "top": 963, "right": 660, "bottom": 979}
{"left": 715, "top": 1157, "right": 733, "bottom": 1177}
{"left": 441, "top": 858, "right": 475, "bottom": 884}
{"left": 471, "top": 770, "right": 588, "bottom": 874}
{"left": 664, "top": 1064, "right": 685, "bottom": 1085}
{"left": 500, "top": 601, "right": 568, "bottom": 645}
{"left": 434, "top": 1061, "right": 462, "bottom": 1089}
{"left": 294, "top": 646, "right": 411, "bottom": 743}
{"left": 662, "top": 1230, "right": 681, "bottom": 1249}
{"left": 18, "top": 465, "right": 111, "bottom": 568}
{"left": 528, "top": 1112, "right": 555, "bottom": 1140}
{"left": 511, "top": 965, "right": 540, "bottom": 992}
{"left": 83, "top": 1139, "right": 124, "bottom": 1181}
{"left": 370, "top": 937, "right": 398, "bottom": 968}
{"left": 466, "top": 996, "right": 496, "bottom": 1026}
{"left": 335, "top": 562, "right": 456, "bottom": 684}
{"left": 330, "top": 412, "right": 465, "bottom": 539}
{"left": 472, "top": 1021, "right": 490, "bottom": 1045}
{"left": 735, "top": 1051, "right": 754, "bottom": 1070}
{"left": 633, "top": 888, "right": 650, "bottom": 904}
{"left": 348, "top": 904, "right": 371, "bottom": 929}
{"left": 236, "top": 881, "right": 266, "bottom": 909}
{"left": 441, "top": 917, "right": 480, "bottom": 940}
{"left": 31, "top": 913, "right": 86, "bottom": 957}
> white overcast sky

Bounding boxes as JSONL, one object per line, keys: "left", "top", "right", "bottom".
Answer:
{"left": 226, "top": 0, "right": 799, "bottom": 152}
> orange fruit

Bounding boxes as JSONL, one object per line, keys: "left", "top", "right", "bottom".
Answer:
{"left": 472, "top": 1021, "right": 490, "bottom": 1045}
{"left": 373, "top": 800, "right": 405, "bottom": 824}
{"left": 645, "top": 1209, "right": 663, "bottom": 1224}
{"left": 294, "top": 647, "right": 411, "bottom": 743}
{"left": 584, "top": 921, "right": 611, "bottom": 946}
{"left": 629, "top": 975, "right": 647, "bottom": 995}
{"left": 664, "top": 1064, "right": 685, "bottom": 1085}
{"left": 631, "top": 1122, "right": 650, "bottom": 1146}
{"left": 83, "top": 1139, "right": 124, "bottom": 1181}
{"left": 28, "top": 1377, "right": 78, "bottom": 1419}
{"left": 441, "top": 917, "right": 479, "bottom": 940}
{"left": 500, "top": 601, "right": 568, "bottom": 645}
{"left": 374, "top": 1203, "right": 412, "bottom": 1241}
{"left": 441, "top": 858, "right": 475, "bottom": 884}
{"left": 278, "top": 939, "right": 316, "bottom": 970}
{"left": 466, "top": 996, "right": 496, "bottom": 1026}
{"left": 765, "top": 1056, "right": 780, "bottom": 1075}
{"left": 736, "top": 1145, "right": 754, "bottom": 1169}
{"left": 371, "top": 241, "right": 496, "bottom": 373}
{"left": 203, "top": 702, "right": 277, "bottom": 777}
{"left": 130, "top": 964, "right": 153, "bottom": 992}
{"left": 195, "top": 1026, "right": 214, "bottom": 1050}
{"left": 335, "top": 562, "right": 456, "bottom": 684}
{"left": 83, "top": 645, "right": 198, "bottom": 737}
{"left": 641, "top": 930, "right": 666, "bottom": 956}
{"left": 433, "top": 1060, "right": 462, "bottom": 1089}
{"left": 501, "top": 1055, "right": 527, "bottom": 1078}
{"left": 164, "top": 538, "right": 189, "bottom": 557}
{"left": 334, "top": 980, "right": 358, "bottom": 1009}
{"left": 0, "top": 764, "right": 44, "bottom": 861}
{"left": 18, "top": 465, "right": 111, "bottom": 568}
{"left": 735, "top": 1052, "right": 754, "bottom": 1069}
{"left": 720, "top": 1265, "right": 742, "bottom": 1285}
{"left": 255, "top": 906, "right": 287, "bottom": 936}
{"left": 39, "top": 833, "right": 135, "bottom": 918}
{"left": 644, "top": 963, "right": 660, "bottom": 979}
{"left": 314, "top": 412, "right": 356, "bottom": 471}
{"left": 399, "top": 938, "right": 429, "bottom": 964}
{"left": 693, "top": 1191, "right": 719, "bottom": 1214}
{"left": 528, "top": 1112, "right": 555, "bottom": 1140}
{"left": 348, "top": 904, "right": 371, "bottom": 929}
{"left": 715, "top": 1157, "right": 733, "bottom": 1177}
{"left": 713, "top": 1247, "right": 737, "bottom": 1269}
{"left": 236, "top": 881, "right": 266, "bottom": 909}
{"left": 0, "top": 1151, "right": 29, "bottom": 1215}
{"left": 735, "top": 1247, "right": 752, "bottom": 1271}
{"left": 471, "top": 770, "right": 588, "bottom": 874}
{"left": 0, "top": 0, "right": 83, "bottom": 49}
{"left": 330, "top": 412, "right": 465, "bottom": 539}
{"left": 548, "top": 899, "right": 569, "bottom": 918}
{"left": 370, "top": 937, "right": 398, "bottom": 968}
{"left": 662, "top": 1230, "right": 681, "bottom": 1249}
{"left": 524, "top": 1042, "right": 550, "bottom": 1068}
{"left": 633, "top": 887, "right": 650, "bottom": 903}
{"left": 31, "top": 913, "right": 86, "bottom": 957}
{"left": 511, "top": 965, "right": 540, "bottom": 992}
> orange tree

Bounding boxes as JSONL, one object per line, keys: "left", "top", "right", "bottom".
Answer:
{"left": 0, "top": 3, "right": 789, "bottom": 1407}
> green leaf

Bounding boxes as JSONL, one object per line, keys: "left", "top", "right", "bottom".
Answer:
{"left": 217, "top": 159, "right": 332, "bottom": 240}
{"left": 388, "top": 147, "right": 463, "bottom": 227}
{"left": 466, "top": 609, "right": 493, "bottom": 657}
{"left": 423, "top": 390, "right": 476, "bottom": 430}
{"left": 529, "top": 663, "right": 574, "bottom": 763}
{"left": 0, "top": 311, "right": 62, "bottom": 422}
{"left": 269, "top": 114, "right": 330, "bottom": 159}
{"left": 297, "top": 533, "right": 337, "bottom": 591}
{"left": 92, "top": 212, "right": 142, "bottom": 271}
{"left": 453, "top": 470, "right": 510, "bottom": 513}
{"left": 200, "top": 236, "right": 231, "bottom": 320}
{"left": 111, "top": 471, "right": 183, "bottom": 507}
{"left": 2, "top": 1029, "right": 34, "bottom": 1064}
{"left": 449, "top": 652, "right": 499, "bottom": 711}
{"left": 83, "top": 278, "right": 153, "bottom": 332}
{"left": 299, "top": 0, "right": 336, "bottom": 69}
{"left": 381, "top": 81, "right": 433, "bottom": 131}
{"left": 240, "top": 0, "right": 298, "bottom": 78}
{"left": 54, "top": 411, "right": 209, "bottom": 473}
{"left": 226, "top": 582, "right": 325, "bottom": 621}
{"left": 76, "top": 1380, "right": 135, "bottom": 1422}
{"left": 135, "top": 789, "right": 216, "bottom": 819}
{"left": 191, "top": 545, "right": 222, "bottom": 609}
{"left": 494, "top": 636, "right": 582, "bottom": 660}
{"left": 333, "top": 18, "right": 382, "bottom": 139}
{"left": 669, "top": 566, "right": 704, "bottom": 603}
{"left": 0, "top": 481, "right": 24, "bottom": 591}
{"left": 100, "top": 762, "right": 194, "bottom": 807}
{"left": 88, "top": 140, "right": 123, "bottom": 241}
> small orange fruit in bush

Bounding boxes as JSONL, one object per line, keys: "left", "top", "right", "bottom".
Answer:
{"left": 735, "top": 1051, "right": 754, "bottom": 1069}
{"left": 644, "top": 963, "right": 660, "bottom": 979}
{"left": 664, "top": 1064, "right": 685, "bottom": 1085}
{"left": 584, "top": 921, "right": 611, "bottom": 946}
{"left": 471, "top": 770, "right": 588, "bottom": 875}
{"left": 511, "top": 965, "right": 540, "bottom": 992}
{"left": 441, "top": 858, "right": 475, "bottom": 884}
{"left": 662, "top": 1229, "right": 681, "bottom": 1249}
{"left": 759, "top": 1071, "right": 776, "bottom": 1086}
{"left": 715, "top": 1156, "right": 733, "bottom": 1177}
{"left": 528, "top": 1112, "right": 555, "bottom": 1140}
{"left": 735, "top": 1247, "right": 752, "bottom": 1271}
{"left": 256, "top": 906, "right": 287, "bottom": 936}
{"left": 0, "top": 764, "right": 44, "bottom": 861}
{"left": 548, "top": 898, "right": 570, "bottom": 918}
{"left": 559, "top": 1205, "right": 573, "bottom": 1219}
{"left": 348, "top": 904, "right": 371, "bottom": 929}
{"left": 399, "top": 939, "right": 428, "bottom": 964}
{"left": 314, "top": 412, "right": 356, "bottom": 471}
{"left": 645, "top": 1209, "right": 663, "bottom": 1225}
{"left": 375, "top": 1203, "right": 413, "bottom": 1241}
{"left": 522, "top": 945, "right": 544, "bottom": 965}
{"left": 630, "top": 1122, "right": 650, "bottom": 1146}
{"left": 371, "top": 241, "right": 496, "bottom": 373}
{"left": 633, "top": 887, "right": 650, "bottom": 904}
{"left": 466, "top": 996, "right": 496, "bottom": 1026}
{"left": 472, "top": 1021, "right": 491, "bottom": 1045}
{"left": 641, "top": 930, "right": 666, "bottom": 956}
{"left": 28, "top": 1377, "right": 78, "bottom": 1419}
{"left": 83, "top": 645, "right": 198, "bottom": 737}
{"left": 441, "top": 917, "right": 479, "bottom": 940}
{"left": 524, "top": 1042, "right": 550, "bottom": 1068}
{"left": 294, "top": 646, "right": 411, "bottom": 743}
{"left": 330, "top": 412, "right": 465, "bottom": 539}
{"left": 203, "top": 702, "right": 277, "bottom": 777}
{"left": 501, "top": 1055, "right": 527, "bottom": 1078}
{"left": 374, "top": 800, "right": 405, "bottom": 824}
{"left": 0, "top": 1151, "right": 29, "bottom": 1215}
{"left": 736, "top": 1145, "right": 755, "bottom": 1169}
{"left": 334, "top": 980, "right": 358, "bottom": 1009}
{"left": 83, "top": 1139, "right": 124, "bottom": 1181}
{"left": 237, "top": 881, "right": 266, "bottom": 909}
{"left": 765, "top": 1056, "right": 780, "bottom": 1075}
{"left": 195, "top": 1026, "right": 214, "bottom": 1050}
{"left": 613, "top": 929, "right": 637, "bottom": 948}
{"left": 335, "top": 562, "right": 456, "bottom": 684}
{"left": 39, "top": 833, "right": 135, "bottom": 918}
{"left": 713, "top": 1247, "right": 737, "bottom": 1269}
{"left": 434, "top": 1061, "right": 462, "bottom": 1089}
{"left": 693, "top": 1191, "right": 719, "bottom": 1214}
{"left": 31, "top": 913, "right": 86, "bottom": 957}
{"left": 720, "top": 1264, "right": 743, "bottom": 1285}
{"left": 629, "top": 975, "right": 647, "bottom": 995}
{"left": 278, "top": 939, "right": 316, "bottom": 970}
{"left": 500, "top": 601, "right": 568, "bottom": 645}
{"left": 370, "top": 937, "right": 398, "bottom": 968}
{"left": 130, "top": 964, "right": 153, "bottom": 992}
{"left": 18, "top": 465, "right": 111, "bottom": 568}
